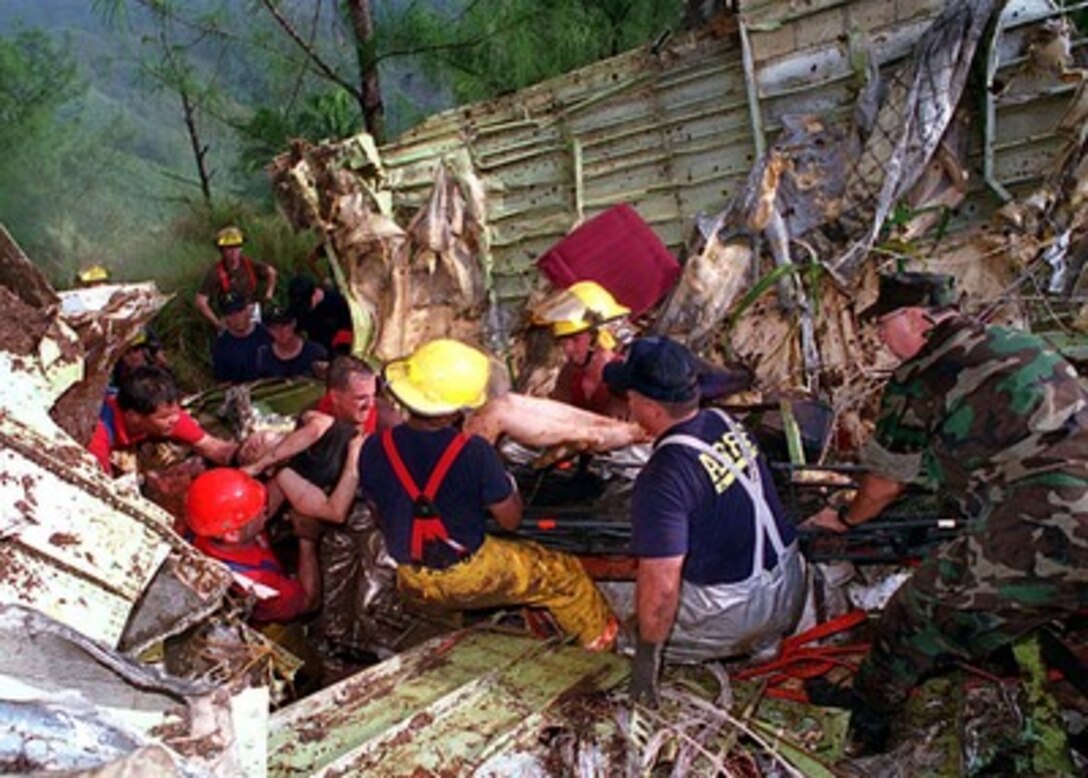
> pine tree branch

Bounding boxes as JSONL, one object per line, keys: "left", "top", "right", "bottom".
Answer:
{"left": 374, "top": 9, "right": 546, "bottom": 65}
{"left": 257, "top": 0, "right": 362, "bottom": 102}
{"left": 286, "top": 0, "right": 324, "bottom": 113}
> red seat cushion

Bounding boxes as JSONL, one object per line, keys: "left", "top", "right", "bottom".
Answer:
{"left": 536, "top": 205, "right": 680, "bottom": 316}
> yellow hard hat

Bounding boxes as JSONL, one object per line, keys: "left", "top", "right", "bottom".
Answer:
{"left": 533, "top": 280, "right": 630, "bottom": 338}
{"left": 76, "top": 264, "right": 111, "bottom": 285}
{"left": 383, "top": 339, "right": 491, "bottom": 416}
{"left": 215, "top": 226, "right": 244, "bottom": 247}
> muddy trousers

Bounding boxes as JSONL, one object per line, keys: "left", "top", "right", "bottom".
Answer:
{"left": 396, "top": 535, "right": 616, "bottom": 649}
{"left": 319, "top": 502, "right": 399, "bottom": 651}
{"left": 854, "top": 569, "right": 1067, "bottom": 714}
{"left": 667, "top": 543, "right": 806, "bottom": 664}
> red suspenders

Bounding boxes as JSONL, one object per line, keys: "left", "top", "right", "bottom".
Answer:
{"left": 381, "top": 429, "right": 470, "bottom": 563}
{"left": 216, "top": 256, "right": 258, "bottom": 295}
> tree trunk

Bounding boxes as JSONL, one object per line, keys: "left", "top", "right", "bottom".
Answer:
{"left": 179, "top": 86, "right": 213, "bottom": 208}
{"left": 344, "top": 0, "right": 385, "bottom": 143}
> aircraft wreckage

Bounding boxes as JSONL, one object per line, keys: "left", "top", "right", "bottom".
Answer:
{"left": 2, "top": 0, "right": 1087, "bottom": 775}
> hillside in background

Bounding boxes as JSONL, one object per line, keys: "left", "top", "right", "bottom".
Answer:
{"left": 0, "top": 0, "right": 684, "bottom": 384}
{"left": 0, "top": 0, "right": 449, "bottom": 288}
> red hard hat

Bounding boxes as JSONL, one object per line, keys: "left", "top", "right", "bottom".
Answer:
{"left": 186, "top": 468, "right": 267, "bottom": 537}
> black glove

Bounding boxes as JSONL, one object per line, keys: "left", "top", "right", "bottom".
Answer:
{"left": 630, "top": 640, "right": 663, "bottom": 708}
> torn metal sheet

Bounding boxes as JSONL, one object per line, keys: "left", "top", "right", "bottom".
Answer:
{"left": 53, "top": 282, "right": 172, "bottom": 447}
{"left": 0, "top": 604, "right": 268, "bottom": 777}
{"left": 829, "top": 0, "right": 1001, "bottom": 280}
{"left": 0, "top": 410, "right": 172, "bottom": 646}
{"left": 0, "top": 229, "right": 233, "bottom": 652}
{"left": 270, "top": 151, "right": 488, "bottom": 360}
{"left": 269, "top": 2, "right": 1086, "bottom": 406}
{"left": 267, "top": 627, "right": 629, "bottom": 777}
{"left": 0, "top": 405, "right": 233, "bottom": 652}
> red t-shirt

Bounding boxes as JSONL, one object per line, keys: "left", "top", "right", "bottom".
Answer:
{"left": 87, "top": 395, "right": 206, "bottom": 474}
{"left": 193, "top": 533, "right": 308, "bottom": 623}
{"left": 554, "top": 353, "right": 627, "bottom": 418}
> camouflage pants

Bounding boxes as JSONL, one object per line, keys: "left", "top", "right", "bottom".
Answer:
{"left": 855, "top": 474, "right": 1088, "bottom": 712}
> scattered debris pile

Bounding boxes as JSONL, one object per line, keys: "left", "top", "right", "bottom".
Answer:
{"left": 0, "top": 228, "right": 292, "bottom": 775}
{"left": 270, "top": 1, "right": 1087, "bottom": 445}
{"left": 1, "top": 0, "right": 1087, "bottom": 775}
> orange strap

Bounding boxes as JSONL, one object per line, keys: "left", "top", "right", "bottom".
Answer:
{"left": 381, "top": 429, "right": 469, "bottom": 562}
{"left": 735, "top": 610, "right": 871, "bottom": 702}
{"left": 216, "top": 256, "right": 257, "bottom": 295}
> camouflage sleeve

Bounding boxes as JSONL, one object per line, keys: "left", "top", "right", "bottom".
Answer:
{"left": 859, "top": 436, "right": 921, "bottom": 483}
{"left": 859, "top": 377, "right": 928, "bottom": 483}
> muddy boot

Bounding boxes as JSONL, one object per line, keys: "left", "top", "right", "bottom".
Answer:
{"left": 843, "top": 703, "right": 892, "bottom": 757}
{"left": 804, "top": 678, "right": 892, "bottom": 757}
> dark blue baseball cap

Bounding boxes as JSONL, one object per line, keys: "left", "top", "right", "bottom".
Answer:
{"left": 288, "top": 274, "right": 317, "bottom": 314}
{"left": 218, "top": 291, "right": 248, "bottom": 315}
{"left": 603, "top": 336, "right": 700, "bottom": 403}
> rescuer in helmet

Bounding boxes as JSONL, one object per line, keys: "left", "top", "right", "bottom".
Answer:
{"left": 533, "top": 280, "right": 633, "bottom": 418}
{"left": 533, "top": 280, "right": 753, "bottom": 418}
{"left": 357, "top": 338, "right": 619, "bottom": 651}
{"left": 186, "top": 468, "right": 320, "bottom": 623}
{"left": 75, "top": 264, "right": 112, "bottom": 288}
{"left": 195, "top": 225, "right": 277, "bottom": 332}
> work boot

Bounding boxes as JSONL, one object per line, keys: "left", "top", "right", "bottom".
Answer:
{"left": 843, "top": 703, "right": 892, "bottom": 757}
{"left": 803, "top": 676, "right": 856, "bottom": 708}
{"left": 803, "top": 678, "right": 892, "bottom": 757}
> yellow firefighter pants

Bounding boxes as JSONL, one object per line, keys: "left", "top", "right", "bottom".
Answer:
{"left": 396, "top": 535, "right": 616, "bottom": 649}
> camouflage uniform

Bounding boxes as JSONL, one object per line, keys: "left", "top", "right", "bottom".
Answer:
{"left": 855, "top": 316, "right": 1088, "bottom": 712}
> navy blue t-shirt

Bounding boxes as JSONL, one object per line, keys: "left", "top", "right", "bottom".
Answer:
{"left": 630, "top": 410, "right": 796, "bottom": 586}
{"left": 359, "top": 425, "right": 513, "bottom": 566}
{"left": 255, "top": 341, "right": 328, "bottom": 379}
{"left": 212, "top": 327, "right": 272, "bottom": 383}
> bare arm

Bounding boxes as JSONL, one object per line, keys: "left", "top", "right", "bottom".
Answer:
{"left": 803, "top": 473, "right": 906, "bottom": 533}
{"left": 191, "top": 433, "right": 239, "bottom": 466}
{"left": 264, "top": 265, "right": 278, "bottom": 301}
{"left": 488, "top": 485, "right": 523, "bottom": 531}
{"left": 194, "top": 292, "right": 223, "bottom": 331}
{"left": 294, "top": 537, "right": 321, "bottom": 613}
{"left": 637, "top": 556, "right": 684, "bottom": 643}
{"left": 465, "top": 392, "right": 647, "bottom": 450}
{"left": 242, "top": 413, "right": 334, "bottom": 476}
{"left": 275, "top": 433, "right": 363, "bottom": 523}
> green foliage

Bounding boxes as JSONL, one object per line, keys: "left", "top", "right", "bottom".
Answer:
{"left": 383, "top": 0, "right": 685, "bottom": 106}
{"left": 0, "top": 30, "right": 121, "bottom": 278}
{"left": 237, "top": 89, "right": 361, "bottom": 177}
{"left": 0, "top": 30, "right": 81, "bottom": 150}
{"left": 143, "top": 201, "right": 318, "bottom": 389}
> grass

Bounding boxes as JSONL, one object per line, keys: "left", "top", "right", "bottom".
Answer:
{"left": 63, "top": 200, "right": 319, "bottom": 391}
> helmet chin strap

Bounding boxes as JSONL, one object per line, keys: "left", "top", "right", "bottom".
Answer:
{"left": 595, "top": 328, "right": 616, "bottom": 352}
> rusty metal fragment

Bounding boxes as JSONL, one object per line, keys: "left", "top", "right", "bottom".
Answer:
{"left": 267, "top": 627, "right": 629, "bottom": 777}
{"left": 0, "top": 229, "right": 232, "bottom": 652}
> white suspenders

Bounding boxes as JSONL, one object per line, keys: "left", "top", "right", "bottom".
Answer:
{"left": 655, "top": 409, "right": 786, "bottom": 580}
